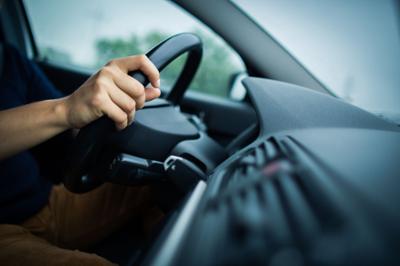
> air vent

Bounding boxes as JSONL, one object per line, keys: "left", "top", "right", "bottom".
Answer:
{"left": 196, "top": 136, "right": 344, "bottom": 265}
{"left": 218, "top": 137, "right": 282, "bottom": 194}
{"left": 173, "top": 136, "right": 395, "bottom": 266}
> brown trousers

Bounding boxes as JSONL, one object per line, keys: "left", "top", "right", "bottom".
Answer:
{"left": 0, "top": 183, "right": 162, "bottom": 265}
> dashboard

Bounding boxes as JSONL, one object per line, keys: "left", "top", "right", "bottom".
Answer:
{"left": 141, "top": 78, "right": 400, "bottom": 266}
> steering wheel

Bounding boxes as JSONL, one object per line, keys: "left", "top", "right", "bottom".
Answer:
{"left": 64, "top": 33, "right": 204, "bottom": 193}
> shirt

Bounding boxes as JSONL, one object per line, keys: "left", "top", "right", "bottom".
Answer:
{"left": 0, "top": 44, "right": 62, "bottom": 223}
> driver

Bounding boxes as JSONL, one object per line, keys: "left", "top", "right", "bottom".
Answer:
{"left": 0, "top": 43, "right": 163, "bottom": 265}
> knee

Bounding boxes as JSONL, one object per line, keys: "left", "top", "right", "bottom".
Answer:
{"left": 56, "top": 250, "right": 118, "bottom": 266}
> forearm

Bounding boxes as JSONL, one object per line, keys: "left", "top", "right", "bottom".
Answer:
{"left": 0, "top": 55, "right": 161, "bottom": 161}
{"left": 0, "top": 97, "right": 69, "bottom": 160}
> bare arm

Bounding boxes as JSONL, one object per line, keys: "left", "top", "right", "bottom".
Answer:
{"left": 0, "top": 98, "right": 69, "bottom": 160}
{"left": 0, "top": 55, "right": 160, "bottom": 160}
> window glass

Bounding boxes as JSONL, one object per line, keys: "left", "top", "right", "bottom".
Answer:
{"left": 24, "top": 0, "right": 247, "bottom": 99}
{"left": 234, "top": 0, "right": 400, "bottom": 116}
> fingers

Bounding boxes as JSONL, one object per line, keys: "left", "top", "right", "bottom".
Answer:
{"left": 96, "top": 71, "right": 149, "bottom": 130}
{"left": 107, "top": 58, "right": 161, "bottom": 106}
{"left": 106, "top": 81, "right": 137, "bottom": 113}
{"left": 101, "top": 79, "right": 142, "bottom": 129}
{"left": 111, "top": 69, "right": 146, "bottom": 108}
{"left": 108, "top": 55, "right": 160, "bottom": 88}
{"left": 100, "top": 96, "right": 129, "bottom": 130}
{"left": 92, "top": 55, "right": 161, "bottom": 130}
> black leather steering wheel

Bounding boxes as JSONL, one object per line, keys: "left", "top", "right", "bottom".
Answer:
{"left": 64, "top": 33, "right": 202, "bottom": 193}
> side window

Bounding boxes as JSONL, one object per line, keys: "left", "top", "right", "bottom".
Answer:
{"left": 23, "top": 0, "right": 247, "bottom": 100}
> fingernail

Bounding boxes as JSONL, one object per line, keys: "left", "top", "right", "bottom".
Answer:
{"left": 128, "top": 111, "right": 135, "bottom": 125}
{"left": 155, "top": 79, "right": 160, "bottom": 88}
{"left": 116, "top": 124, "right": 124, "bottom": 131}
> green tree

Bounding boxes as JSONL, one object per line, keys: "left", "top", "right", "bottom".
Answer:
{"left": 40, "top": 47, "right": 72, "bottom": 65}
{"left": 189, "top": 29, "right": 239, "bottom": 97}
{"left": 94, "top": 29, "right": 243, "bottom": 98}
{"left": 95, "top": 35, "right": 142, "bottom": 68}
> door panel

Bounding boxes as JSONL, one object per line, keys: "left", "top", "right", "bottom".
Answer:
{"left": 38, "top": 61, "right": 91, "bottom": 95}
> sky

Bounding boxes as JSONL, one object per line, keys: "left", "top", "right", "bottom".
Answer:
{"left": 24, "top": 0, "right": 400, "bottom": 115}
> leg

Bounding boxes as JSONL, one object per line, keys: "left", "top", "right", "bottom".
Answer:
{"left": 0, "top": 224, "right": 116, "bottom": 266}
{"left": 22, "top": 183, "right": 163, "bottom": 250}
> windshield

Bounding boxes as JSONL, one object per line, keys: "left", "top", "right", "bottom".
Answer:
{"left": 234, "top": 0, "right": 400, "bottom": 118}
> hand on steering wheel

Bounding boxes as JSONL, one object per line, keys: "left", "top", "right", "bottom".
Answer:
{"left": 63, "top": 55, "right": 161, "bottom": 131}
{"left": 64, "top": 33, "right": 203, "bottom": 193}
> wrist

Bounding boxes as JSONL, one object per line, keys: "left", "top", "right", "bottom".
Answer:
{"left": 52, "top": 97, "right": 71, "bottom": 130}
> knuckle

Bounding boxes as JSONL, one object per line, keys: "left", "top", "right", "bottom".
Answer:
{"left": 154, "top": 70, "right": 160, "bottom": 79}
{"left": 99, "top": 66, "right": 114, "bottom": 76}
{"left": 127, "top": 99, "right": 136, "bottom": 112}
{"left": 90, "top": 92, "right": 105, "bottom": 108}
{"left": 139, "top": 87, "right": 145, "bottom": 97}
{"left": 136, "top": 54, "right": 147, "bottom": 64}
{"left": 105, "top": 59, "right": 117, "bottom": 67}
{"left": 134, "top": 83, "right": 145, "bottom": 95}
{"left": 136, "top": 100, "right": 144, "bottom": 109}
{"left": 93, "top": 78, "right": 107, "bottom": 92}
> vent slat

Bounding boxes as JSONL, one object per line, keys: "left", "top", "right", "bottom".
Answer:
{"left": 225, "top": 138, "right": 280, "bottom": 189}
{"left": 229, "top": 185, "right": 269, "bottom": 238}
{"left": 277, "top": 174, "right": 320, "bottom": 242}
{"left": 261, "top": 180, "right": 293, "bottom": 244}
{"left": 264, "top": 140, "right": 278, "bottom": 159}
{"left": 241, "top": 154, "right": 256, "bottom": 166}
{"left": 226, "top": 167, "right": 244, "bottom": 192}
{"left": 254, "top": 145, "right": 265, "bottom": 167}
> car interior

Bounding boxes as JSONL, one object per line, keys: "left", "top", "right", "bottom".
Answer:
{"left": 1, "top": 0, "right": 400, "bottom": 265}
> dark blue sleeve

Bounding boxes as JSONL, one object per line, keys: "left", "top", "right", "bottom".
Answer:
{"left": 27, "top": 58, "right": 63, "bottom": 102}
{"left": 6, "top": 45, "right": 63, "bottom": 103}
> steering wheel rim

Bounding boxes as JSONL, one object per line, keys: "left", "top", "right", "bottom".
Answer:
{"left": 64, "top": 33, "right": 202, "bottom": 193}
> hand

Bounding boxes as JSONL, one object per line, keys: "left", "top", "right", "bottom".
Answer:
{"left": 63, "top": 55, "right": 161, "bottom": 130}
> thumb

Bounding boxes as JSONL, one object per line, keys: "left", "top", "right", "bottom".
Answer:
{"left": 145, "top": 86, "right": 161, "bottom": 101}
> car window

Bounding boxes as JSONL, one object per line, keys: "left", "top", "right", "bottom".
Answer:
{"left": 23, "top": 0, "right": 247, "bottom": 100}
{"left": 234, "top": 0, "right": 400, "bottom": 117}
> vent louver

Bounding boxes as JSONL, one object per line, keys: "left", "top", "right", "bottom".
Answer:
{"left": 218, "top": 137, "right": 281, "bottom": 193}
{"left": 186, "top": 137, "right": 346, "bottom": 266}
{"left": 173, "top": 136, "right": 396, "bottom": 266}
{"left": 210, "top": 137, "right": 331, "bottom": 243}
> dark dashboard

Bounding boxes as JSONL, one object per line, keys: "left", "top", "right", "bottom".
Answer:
{"left": 141, "top": 78, "right": 400, "bottom": 266}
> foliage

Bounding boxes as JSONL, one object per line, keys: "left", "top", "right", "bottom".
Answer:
{"left": 40, "top": 47, "right": 72, "bottom": 64}
{"left": 94, "top": 30, "right": 243, "bottom": 98}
